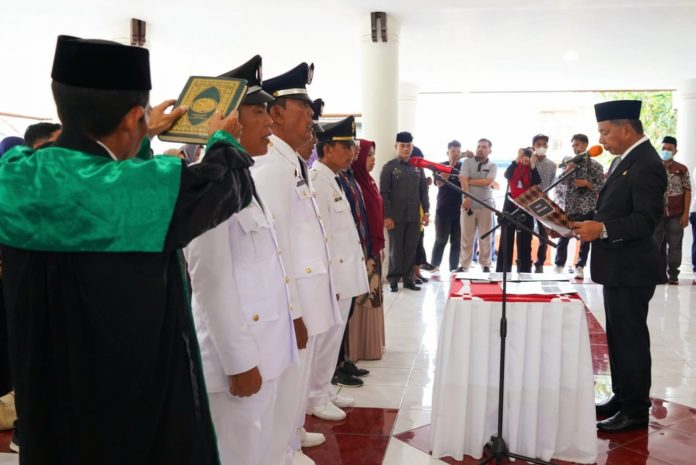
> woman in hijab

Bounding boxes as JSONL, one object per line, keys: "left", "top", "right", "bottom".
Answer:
{"left": 347, "top": 139, "right": 385, "bottom": 361}
{"left": 0, "top": 137, "right": 25, "bottom": 157}
{"left": 178, "top": 144, "right": 203, "bottom": 165}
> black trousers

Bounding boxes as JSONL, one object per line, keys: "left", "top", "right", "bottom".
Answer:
{"left": 337, "top": 298, "right": 356, "bottom": 365}
{"left": 431, "top": 210, "right": 461, "bottom": 271}
{"left": 554, "top": 212, "right": 594, "bottom": 268}
{"left": 603, "top": 285, "right": 655, "bottom": 414}
{"left": 387, "top": 221, "right": 420, "bottom": 285}
{"left": 414, "top": 231, "right": 427, "bottom": 266}
{"left": 496, "top": 210, "right": 534, "bottom": 273}
{"left": 534, "top": 219, "right": 549, "bottom": 268}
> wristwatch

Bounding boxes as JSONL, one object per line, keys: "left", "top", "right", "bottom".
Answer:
{"left": 600, "top": 223, "right": 608, "bottom": 240}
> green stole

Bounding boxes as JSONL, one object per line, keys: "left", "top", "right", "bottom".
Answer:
{"left": 0, "top": 130, "right": 238, "bottom": 252}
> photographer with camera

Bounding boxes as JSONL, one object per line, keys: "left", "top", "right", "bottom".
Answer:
{"left": 495, "top": 147, "right": 541, "bottom": 273}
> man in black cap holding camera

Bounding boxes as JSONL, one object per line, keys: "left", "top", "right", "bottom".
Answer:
{"left": 573, "top": 100, "right": 666, "bottom": 433}
{"left": 0, "top": 35, "right": 254, "bottom": 464}
{"left": 380, "top": 131, "right": 429, "bottom": 292}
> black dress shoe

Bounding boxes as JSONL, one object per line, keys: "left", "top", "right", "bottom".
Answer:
{"left": 341, "top": 361, "right": 369, "bottom": 378}
{"left": 597, "top": 411, "right": 648, "bottom": 433}
{"left": 331, "top": 370, "right": 364, "bottom": 388}
{"left": 414, "top": 278, "right": 423, "bottom": 285}
{"left": 534, "top": 264, "right": 544, "bottom": 273}
{"left": 389, "top": 283, "right": 398, "bottom": 292}
{"left": 403, "top": 282, "right": 421, "bottom": 291}
{"left": 417, "top": 276, "right": 429, "bottom": 283}
{"left": 596, "top": 397, "right": 622, "bottom": 417}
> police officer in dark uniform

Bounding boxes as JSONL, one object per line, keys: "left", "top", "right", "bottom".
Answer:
{"left": 379, "top": 131, "right": 429, "bottom": 292}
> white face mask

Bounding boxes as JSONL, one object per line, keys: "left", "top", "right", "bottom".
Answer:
{"left": 535, "top": 147, "right": 547, "bottom": 156}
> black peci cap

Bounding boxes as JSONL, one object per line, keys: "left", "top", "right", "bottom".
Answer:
{"left": 262, "top": 62, "right": 314, "bottom": 102}
{"left": 594, "top": 100, "right": 642, "bottom": 122}
{"left": 662, "top": 136, "right": 677, "bottom": 146}
{"left": 51, "top": 35, "right": 151, "bottom": 90}
{"left": 317, "top": 116, "right": 355, "bottom": 143}
{"left": 396, "top": 131, "right": 413, "bottom": 143}
{"left": 219, "top": 55, "right": 273, "bottom": 105}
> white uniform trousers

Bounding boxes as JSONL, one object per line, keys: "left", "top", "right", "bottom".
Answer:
{"left": 307, "top": 298, "right": 352, "bottom": 409}
{"left": 262, "top": 335, "right": 318, "bottom": 465}
{"left": 209, "top": 377, "right": 279, "bottom": 465}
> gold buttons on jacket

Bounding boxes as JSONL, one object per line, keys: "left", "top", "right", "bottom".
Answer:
{"left": 252, "top": 314, "right": 260, "bottom": 322}
{"left": 285, "top": 276, "right": 290, "bottom": 283}
{"left": 306, "top": 267, "right": 312, "bottom": 274}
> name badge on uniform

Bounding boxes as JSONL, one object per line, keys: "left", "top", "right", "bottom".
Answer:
{"left": 333, "top": 194, "right": 343, "bottom": 203}
{"left": 297, "top": 179, "right": 307, "bottom": 187}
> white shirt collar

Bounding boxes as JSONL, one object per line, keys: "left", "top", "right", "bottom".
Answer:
{"left": 95, "top": 140, "right": 119, "bottom": 161}
{"left": 620, "top": 135, "right": 649, "bottom": 162}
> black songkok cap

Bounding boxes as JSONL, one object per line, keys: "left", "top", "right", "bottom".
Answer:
{"left": 317, "top": 116, "right": 355, "bottom": 143}
{"left": 594, "top": 100, "right": 642, "bottom": 122}
{"left": 262, "top": 62, "right": 314, "bottom": 102}
{"left": 662, "top": 136, "right": 677, "bottom": 146}
{"left": 396, "top": 131, "right": 413, "bottom": 143}
{"left": 51, "top": 35, "right": 151, "bottom": 90}
{"left": 311, "top": 98, "right": 325, "bottom": 133}
{"left": 311, "top": 98, "right": 324, "bottom": 121}
{"left": 219, "top": 55, "right": 273, "bottom": 105}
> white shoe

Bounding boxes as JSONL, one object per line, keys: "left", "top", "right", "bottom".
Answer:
{"left": 332, "top": 394, "right": 354, "bottom": 408}
{"left": 553, "top": 266, "right": 564, "bottom": 274}
{"left": 300, "top": 428, "right": 326, "bottom": 448}
{"left": 293, "top": 450, "right": 316, "bottom": 465}
{"left": 308, "top": 401, "right": 346, "bottom": 420}
{"left": 575, "top": 266, "right": 584, "bottom": 279}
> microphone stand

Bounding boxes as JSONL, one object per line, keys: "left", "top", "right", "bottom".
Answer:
{"left": 431, "top": 170, "right": 556, "bottom": 465}
{"left": 480, "top": 165, "right": 577, "bottom": 241}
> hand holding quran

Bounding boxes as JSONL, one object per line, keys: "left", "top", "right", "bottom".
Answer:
{"left": 159, "top": 76, "right": 248, "bottom": 144}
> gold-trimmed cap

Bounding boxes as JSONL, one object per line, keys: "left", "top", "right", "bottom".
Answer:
{"left": 262, "top": 62, "right": 314, "bottom": 103}
{"left": 317, "top": 116, "right": 356, "bottom": 143}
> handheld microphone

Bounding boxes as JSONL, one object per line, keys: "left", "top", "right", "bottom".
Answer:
{"left": 408, "top": 157, "right": 458, "bottom": 175}
{"left": 559, "top": 145, "right": 603, "bottom": 169}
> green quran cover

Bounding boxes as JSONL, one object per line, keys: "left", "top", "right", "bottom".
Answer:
{"left": 159, "top": 76, "right": 248, "bottom": 144}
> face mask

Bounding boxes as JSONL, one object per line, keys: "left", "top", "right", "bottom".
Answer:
{"left": 535, "top": 147, "right": 547, "bottom": 156}
{"left": 660, "top": 150, "right": 673, "bottom": 161}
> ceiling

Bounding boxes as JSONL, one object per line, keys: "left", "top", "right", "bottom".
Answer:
{"left": 2, "top": 0, "right": 695, "bottom": 119}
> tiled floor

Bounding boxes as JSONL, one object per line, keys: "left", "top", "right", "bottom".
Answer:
{"left": 1, "top": 268, "right": 695, "bottom": 465}
{"left": 298, "top": 266, "right": 696, "bottom": 465}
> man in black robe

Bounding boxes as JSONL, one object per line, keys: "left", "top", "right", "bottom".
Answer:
{"left": 0, "top": 35, "right": 254, "bottom": 464}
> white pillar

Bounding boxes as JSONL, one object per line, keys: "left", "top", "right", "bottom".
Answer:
{"left": 399, "top": 81, "right": 419, "bottom": 135}
{"left": 360, "top": 13, "right": 400, "bottom": 176}
{"left": 676, "top": 79, "right": 696, "bottom": 276}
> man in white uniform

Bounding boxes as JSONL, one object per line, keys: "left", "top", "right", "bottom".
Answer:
{"left": 184, "top": 56, "right": 298, "bottom": 465}
{"left": 307, "top": 117, "right": 370, "bottom": 421}
{"left": 252, "top": 63, "right": 341, "bottom": 465}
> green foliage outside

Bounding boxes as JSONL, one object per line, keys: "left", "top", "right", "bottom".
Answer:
{"left": 598, "top": 90, "right": 677, "bottom": 151}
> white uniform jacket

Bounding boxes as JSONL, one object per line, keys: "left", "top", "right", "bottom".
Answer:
{"left": 251, "top": 135, "right": 341, "bottom": 336}
{"left": 310, "top": 162, "right": 370, "bottom": 300}
{"left": 185, "top": 195, "right": 298, "bottom": 393}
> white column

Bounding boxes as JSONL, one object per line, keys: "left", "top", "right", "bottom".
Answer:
{"left": 360, "top": 13, "right": 400, "bottom": 176}
{"left": 399, "top": 81, "right": 419, "bottom": 135}
{"left": 676, "top": 79, "right": 696, "bottom": 276}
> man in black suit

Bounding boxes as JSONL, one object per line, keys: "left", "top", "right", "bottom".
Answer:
{"left": 572, "top": 100, "right": 666, "bottom": 433}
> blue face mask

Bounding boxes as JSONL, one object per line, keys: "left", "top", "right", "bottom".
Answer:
{"left": 660, "top": 150, "right": 673, "bottom": 161}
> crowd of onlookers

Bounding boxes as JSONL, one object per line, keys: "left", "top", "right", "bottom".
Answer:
{"left": 375, "top": 131, "right": 694, "bottom": 287}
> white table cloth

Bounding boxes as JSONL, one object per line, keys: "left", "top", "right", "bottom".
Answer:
{"left": 430, "top": 296, "right": 597, "bottom": 463}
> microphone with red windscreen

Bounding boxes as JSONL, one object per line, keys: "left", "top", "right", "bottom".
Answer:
{"left": 408, "top": 157, "right": 458, "bottom": 175}
{"left": 558, "top": 145, "right": 603, "bottom": 168}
